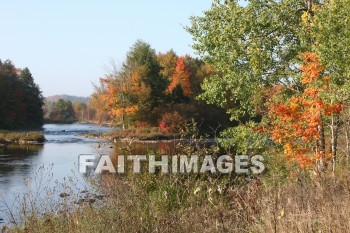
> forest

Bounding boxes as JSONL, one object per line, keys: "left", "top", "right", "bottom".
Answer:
{"left": 91, "top": 40, "right": 233, "bottom": 135}
{"left": 0, "top": 60, "right": 44, "bottom": 129}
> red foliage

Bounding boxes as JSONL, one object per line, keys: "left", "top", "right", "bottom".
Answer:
{"left": 158, "top": 111, "right": 186, "bottom": 133}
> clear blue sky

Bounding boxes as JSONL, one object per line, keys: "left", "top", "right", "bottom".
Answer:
{"left": 1, "top": 0, "right": 212, "bottom": 97}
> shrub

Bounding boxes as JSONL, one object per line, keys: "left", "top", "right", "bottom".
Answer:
{"left": 158, "top": 111, "right": 186, "bottom": 133}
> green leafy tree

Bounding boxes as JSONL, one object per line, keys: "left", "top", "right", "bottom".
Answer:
{"left": 48, "top": 99, "right": 76, "bottom": 123}
{"left": 310, "top": 0, "right": 350, "bottom": 169}
{"left": 187, "top": 0, "right": 308, "bottom": 121}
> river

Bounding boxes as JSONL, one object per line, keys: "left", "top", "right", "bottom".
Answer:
{"left": 0, "top": 123, "right": 114, "bottom": 226}
{"left": 0, "top": 123, "right": 176, "bottom": 226}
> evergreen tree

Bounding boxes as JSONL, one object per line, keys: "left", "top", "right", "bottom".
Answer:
{"left": 0, "top": 60, "right": 44, "bottom": 129}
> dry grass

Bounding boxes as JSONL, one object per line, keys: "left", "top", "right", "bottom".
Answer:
{"left": 4, "top": 162, "right": 350, "bottom": 233}
{"left": 4, "top": 135, "right": 350, "bottom": 233}
{"left": 0, "top": 131, "right": 45, "bottom": 144}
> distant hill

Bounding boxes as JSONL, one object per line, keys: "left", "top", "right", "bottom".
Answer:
{"left": 45, "top": 95, "right": 91, "bottom": 104}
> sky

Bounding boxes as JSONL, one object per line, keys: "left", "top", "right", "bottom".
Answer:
{"left": 0, "top": 0, "right": 213, "bottom": 97}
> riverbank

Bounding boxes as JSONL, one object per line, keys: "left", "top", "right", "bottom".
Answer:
{"left": 44, "top": 119, "right": 113, "bottom": 127}
{"left": 2, "top": 132, "right": 350, "bottom": 232}
{"left": 0, "top": 131, "right": 45, "bottom": 145}
{"left": 5, "top": 154, "right": 350, "bottom": 232}
{"left": 83, "top": 126, "right": 180, "bottom": 142}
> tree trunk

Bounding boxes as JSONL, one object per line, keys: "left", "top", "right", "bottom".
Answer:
{"left": 330, "top": 114, "right": 339, "bottom": 174}
{"left": 317, "top": 113, "right": 326, "bottom": 172}
{"left": 346, "top": 123, "right": 350, "bottom": 165}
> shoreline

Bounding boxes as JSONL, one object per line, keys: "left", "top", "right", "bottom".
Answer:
{"left": 0, "top": 131, "right": 45, "bottom": 146}
{"left": 82, "top": 131, "right": 217, "bottom": 144}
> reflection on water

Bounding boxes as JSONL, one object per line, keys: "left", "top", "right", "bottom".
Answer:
{"left": 0, "top": 145, "right": 44, "bottom": 225}
{"left": 0, "top": 145, "right": 43, "bottom": 192}
{"left": 0, "top": 145, "right": 43, "bottom": 178}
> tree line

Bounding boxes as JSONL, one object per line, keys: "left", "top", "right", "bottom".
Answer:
{"left": 43, "top": 99, "right": 109, "bottom": 124}
{"left": 0, "top": 60, "right": 44, "bottom": 129}
{"left": 92, "top": 40, "right": 232, "bottom": 133}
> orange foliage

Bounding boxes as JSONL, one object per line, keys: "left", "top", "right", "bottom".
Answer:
{"left": 129, "top": 71, "right": 151, "bottom": 101}
{"left": 96, "top": 70, "right": 151, "bottom": 124}
{"left": 167, "top": 57, "right": 192, "bottom": 97}
{"left": 268, "top": 52, "right": 342, "bottom": 167}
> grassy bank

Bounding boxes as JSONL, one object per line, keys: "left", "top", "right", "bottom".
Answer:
{"left": 0, "top": 131, "right": 45, "bottom": 145}
{"left": 4, "top": 138, "right": 350, "bottom": 232}
{"left": 5, "top": 161, "right": 350, "bottom": 232}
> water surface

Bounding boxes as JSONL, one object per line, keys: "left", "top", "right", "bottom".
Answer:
{"left": 0, "top": 124, "right": 112, "bottom": 225}
{"left": 0, "top": 123, "right": 175, "bottom": 225}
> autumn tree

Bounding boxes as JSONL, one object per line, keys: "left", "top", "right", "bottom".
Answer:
{"left": 93, "top": 57, "right": 152, "bottom": 128}
{"left": 188, "top": 61, "right": 216, "bottom": 96}
{"left": 157, "top": 50, "right": 178, "bottom": 81}
{"left": 267, "top": 53, "right": 342, "bottom": 168}
{"left": 124, "top": 40, "right": 166, "bottom": 109}
{"left": 167, "top": 56, "right": 192, "bottom": 98}
{"left": 92, "top": 41, "right": 234, "bottom": 132}
{"left": 90, "top": 92, "right": 111, "bottom": 124}
{"left": 187, "top": 0, "right": 350, "bottom": 171}
{"left": 73, "top": 102, "right": 87, "bottom": 122}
